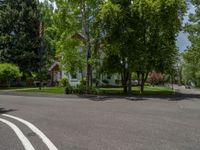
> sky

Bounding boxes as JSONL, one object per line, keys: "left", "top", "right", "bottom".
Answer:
{"left": 176, "top": 1, "right": 196, "bottom": 51}
{"left": 39, "top": 0, "right": 195, "bottom": 52}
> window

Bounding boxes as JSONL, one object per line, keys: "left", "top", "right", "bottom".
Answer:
{"left": 71, "top": 73, "right": 77, "bottom": 79}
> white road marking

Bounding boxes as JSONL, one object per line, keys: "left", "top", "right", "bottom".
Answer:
{"left": 0, "top": 118, "right": 35, "bottom": 150}
{"left": 2, "top": 114, "right": 58, "bottom": 150}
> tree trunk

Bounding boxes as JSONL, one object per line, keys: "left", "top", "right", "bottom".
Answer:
{"left": 128, "top": 72, "right": 132, "bottom": 94}
{"left": 140, "top": 72, "right": 148, "bottom": 94}
{"left": 90, "top": 67, "right": 93, "bottom": 89}
{"left": 122, "top": 70, "right": 129, "bottom": 94}
{"left": 82, "top": 0, "right": 92, "bottom": 93}
{"left": 137, "top": 71, "right": 140, "bottom": 86}
{"left": 140, "top": 73, "right": 145, "bottom": 94}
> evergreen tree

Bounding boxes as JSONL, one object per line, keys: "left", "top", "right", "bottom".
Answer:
{"left": 0, "top": 0, "right": 40, "bottom": 74}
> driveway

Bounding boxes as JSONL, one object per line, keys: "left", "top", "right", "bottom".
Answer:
{"left": 0, "top": 91, "right": 200, "bottom": 150}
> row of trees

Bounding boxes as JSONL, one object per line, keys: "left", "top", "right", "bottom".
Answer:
{"left": 0, "top": 0, "right": 187, "bottom": 93}
{"left": 182, "top": 0, "right": 200, "bottom": 87}
{"left": 42, "top": 0, "right": 186, "bottom": 93}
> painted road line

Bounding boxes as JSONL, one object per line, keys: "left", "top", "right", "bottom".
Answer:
{"left": 2, "top": 114, "right": 58, "bottom": 150}
{"left": 0, "top": 118, "right": 35, "bottom": 150}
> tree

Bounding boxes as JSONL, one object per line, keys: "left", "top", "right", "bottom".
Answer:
{"left": 183, "top": 0, "right": 200, "bottom": 87}
{"left": 97, "top": 0, "right": 186, "bottom": 93}
{"left": 41, "top": 0, "right": 86, "bottom": 79}
{"left": 71, "top": 0, "right": 103, "bottom": 92}
{"left": 42, "top": 0, "right": 103, "bottom": 92}
{"left": 98, "top": 0, "right": 138, "bottom": 93}
{"left": 0, "top": 0, "right": 41, "bottom": 75}
{"left": 0, "top": 63, "right": 21, "bottom": 87}
{"left": 131, "top": 0, "right": 185, "bottom": 93}
{"left": 39, "top": 0, "right": 57, "bottom": 72}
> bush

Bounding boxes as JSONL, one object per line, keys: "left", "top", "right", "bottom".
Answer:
{"left": 59, "top": 77, "right": 69, "bottom": 87}
{"left": 148, "top": 71, "right": 163, "bottom": 86}
{"left": 145, "top": 82, "right": 151, "bottom": 86}
{"left": 115, "top": 79, "right": 121, "bottom": 85}
{"left": 64, "top": 84, "right": 73, "bottom": 94}
{"left": 0, "top": 63, "right": 21, "bottom": 87}
{"left": 80, "top": 77, "right": 86, "bottom": 86}
{"left": 75, "top": 84, "right": 86, "bottom": 94}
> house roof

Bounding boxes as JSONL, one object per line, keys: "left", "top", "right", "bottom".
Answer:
{"left": 48, "top": 61, "right": 60, "bottom": 71}
{"left": 71, "top": 33, "right": 87, "bottom": 42}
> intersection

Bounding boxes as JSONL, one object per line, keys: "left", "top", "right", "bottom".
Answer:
{"left": 0, "top": 88, "right": 200, "bottom": 150}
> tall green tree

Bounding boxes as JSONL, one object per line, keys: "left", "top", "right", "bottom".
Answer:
{"left": 43, "top": 0, "right": 103, "bottom": 92}
{"left": 42, "top": 0, "right": 85, "bottom": 74}
{"left": 0, "top": 0, "right": 41, "bottom": 75}
{"left": 98, "top": 0, "right": 138, "bottom": 93}
{"left": 98, "top": 0, "right": 186, "bottom": 93}
{"left": 183, "top": 0, "right": 200, "bottom": 87}
{"left": 131, "top": 0, "right": 185, "bottom": 93}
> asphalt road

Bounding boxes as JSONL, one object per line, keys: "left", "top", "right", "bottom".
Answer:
{"left": 0, "top": 88, "right": 200, "bottom": 150}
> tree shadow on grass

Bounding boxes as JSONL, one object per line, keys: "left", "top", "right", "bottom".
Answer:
{"left": 0, "top": 108, "right": 17, "bottom": 114}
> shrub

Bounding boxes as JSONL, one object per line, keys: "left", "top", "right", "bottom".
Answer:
{"left": 145, "top": 83, "right": 151, "bottom": 86}
{"left": 76, "top": 84, "right": 86, "bottom": 94}
{"left": 115, "top": 79, "right": 121, "bottom": 85}
{"left": 80, "top": 77, "right": 86, "bottom": 86}
{"left": 0, "top": 63, "right": 21, "bottom": 87}
{"left": 148, "top": 71, "right": 163, "bottom": 86}
{"left": 64, "top": 84, "right": 73, "bottom": 94}
{"left": 59, "top": 77, "right": 69, "bottom": 87}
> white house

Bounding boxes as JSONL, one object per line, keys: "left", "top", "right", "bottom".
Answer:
{"left": 49, "top": 61, "right": 120, "bottom": 87}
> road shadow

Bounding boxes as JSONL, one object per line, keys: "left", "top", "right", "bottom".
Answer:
{"left": 77, "top": 92, "right": 200, "bottom": 102}
{"left": 168, "top": 93, "right": 200, "bottom": 101}
{"left": 0, "top": 108, "right": 17, "bottom": 114}
{"left": 1, "top": 91, "right": 200, "bottom": 102}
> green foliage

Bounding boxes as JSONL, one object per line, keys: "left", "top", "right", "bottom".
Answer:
{"left": 115, "top": 79, "right": 121, "bottom": 85}
{"left": 42, "top": 0, "right": 86, "bottom": 74}
{"left": 131, "top": 73, "right": 138, "bottom": 80}
{"left": 0, "top": 0, "right": 41, "bottom": 73}
{"left": 80, "top": 77, "right": 87, "bottom": 86}
{"left": 64, "top": 84, "right": 73, "bottom": 94}
{"left": 97, "top": 0, "right": 186, "bottom": 93}
{"left": 0, "top": 63, "right": 21, "bottom": 86}
{"left": 72, "top": 78, "right": 87, "bottom": 94}
{"left": 75, "top": 84, "right": 86, "bottom": 94}
{"left": 183, "top": 0, "right": 200, "bottom": 87}
{"left": 59, "top": 77, "right": 69, "bottom": 87}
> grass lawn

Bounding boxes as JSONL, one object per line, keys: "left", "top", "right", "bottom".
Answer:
{"left": 98, "top": 86, "right": 173, "bottom": 95}
{"left": 0, "top": 86, "right": 173, "bottom": 95}
{"left": 0, "top": 87, "right": 65, "bottom": 94}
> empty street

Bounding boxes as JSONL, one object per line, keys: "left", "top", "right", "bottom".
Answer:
{"left": 0, "top": 89, "right": 200, "bottom": 150}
